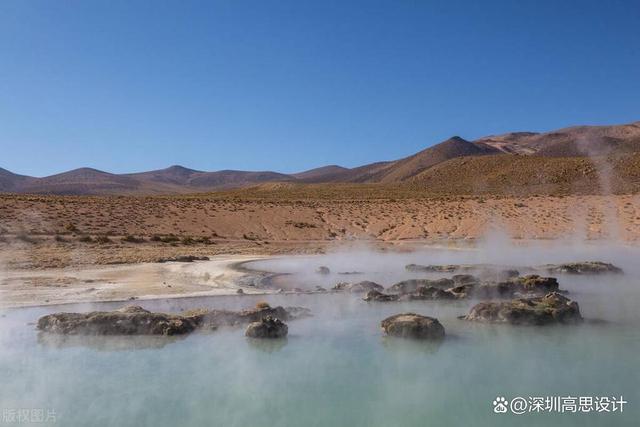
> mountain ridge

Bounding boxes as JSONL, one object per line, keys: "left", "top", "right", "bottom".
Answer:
{"left": 2, "top": 120, "right": 640, "bottom": 195}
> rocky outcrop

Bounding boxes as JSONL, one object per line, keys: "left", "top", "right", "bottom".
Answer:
{"left": 405, "top": 264, "right": 458, "bottom": 273}
{"left": 388, "top": 278, "right": 454, "bottom": 294}
{"left": 38, "top": 304, "right": 310, "bottom": 336}
{"left": 332, "top": 281, "right": 384, "bottom": 293}
{"left": 192, "top": 304, "right": 310, "bottom": 329}
{"left": 451, "top": 274, "right": 480, "bottom": 285}
{"left": 541, "top": 261, "right": 623, "bottom": 275}
{"left": 449, "top": 275, "right": 560, "bottom": 299}
{"left": 364, "top": 290, "right": 399, "bottom": 302}
{"left": 464, "top": 292, "right": 582, "bottom": 325}
{"left": 512, "top": 275, "right": 559, "bottom": 293}
{"left": 37, "top": 306, "right": 200, "bottom": 336}
{"left": 406, "top": 264, "right": 519, "bottom": 280}
{"left": 245, "top": 316, "right": 288, "bottom": 338}
{"left": 381, "top": 313, "right": 445, "bottom": 339}
{"left": 406, "top": 286, "right": 458, "bottom": 300}
{"left": 364, "top": 285, "right": 458, "bottom": 302}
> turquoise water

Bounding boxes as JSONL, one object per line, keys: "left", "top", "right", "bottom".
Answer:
{"left": 1, "top": 247, "right": 639, "bottom": 426}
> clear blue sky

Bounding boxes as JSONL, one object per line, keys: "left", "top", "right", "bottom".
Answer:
{"left": 1, "top": 0, "right": 638, "bottom": 177}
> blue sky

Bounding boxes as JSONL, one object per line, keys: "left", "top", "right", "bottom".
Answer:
{"left": 1, "top": 0, "right": 638, "bottom": 176}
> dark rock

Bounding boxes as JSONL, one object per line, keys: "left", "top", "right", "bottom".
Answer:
{"left": 512, "top": 275, "right": 559, "bottom": 293}
{"left": 381, "top": 313, "right": 445, "bottom": 339}
{"left": 464, "top": 292, "right": 583, "bottom": 325}
{"left": 193, "top": 305, "right": 301, "bottom": 328}
{"left": 448, "top": 284, "right": 475, "bottom": 297}
{"left": 316, "top": 266, "right": 331, "bottom": 275}
{"left": 406, "top": 286, "right": 458, "bottom": 300}
{"left": 37, "top": 306, "right": 199, "bottom": 336}
{"left": 245, "top": 316, "right": 288, "bottom": 338}
{"left": 405, "top": 264, "right": 458, "bottom": 273}
{"left": 388, "top": 278, "right": 454, "bottom": 294}
{"left": 542, "top": 261, "right": 623, "bottom": 275}
{"left": 332, "top": 280, "right": 384, "bottom": 293}
{"left": 363, "top": 290, "right": 399, "bottom": 302}
{"left": 38, "top": 305, "right": 310, "bottom": 336}
{"left": 450, "top": 275, "right": 560, "bottom": 299}
{"left": 451, "top": 274, "right": 480, "bottom": 285}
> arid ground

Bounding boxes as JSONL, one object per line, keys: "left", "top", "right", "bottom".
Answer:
{"left": 1, "top": 191, "right": 638, "bottom": 307}
{"left": 1, "top": 192, "right": 639, "bottom": 268}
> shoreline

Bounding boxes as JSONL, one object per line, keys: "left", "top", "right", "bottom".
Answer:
{"left": 0, "top": 255, "right": 279, "bottom": 310}
{"left": 2, "top": 238, "right": 640, "bottom": 310}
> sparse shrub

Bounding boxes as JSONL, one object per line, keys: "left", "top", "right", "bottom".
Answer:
{"left": 16, "top": 233, "right": 38, "bottom": 244}
{"left": 54, "top": 235, "right": 67, "bottom": 243}
{"left": 255, "top": 301, "right": 270, "bottom": 309}
{"left": 95, "top": 235, "right": 112, "bottom": 244}
{"left": 78, "top": 235, "right": 94, "bottom": 243}
{"left": 155, "top": 235, "right": 180, "bottom": 243}
{"left": 122, "top": 235, "right": 144, "bottom": 243}
{"left": 150, "top": 235, "right": 162, "bottom": 242}
{"left": 181, "top": 236, "right": 195, "bottom": 245}
{"left": 65, "top": 223, "right": 78, "bottom": 233}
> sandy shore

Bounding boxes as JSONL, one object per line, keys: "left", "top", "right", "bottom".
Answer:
{"left": 0, "top": 255, "right": 281, "bottom": 309}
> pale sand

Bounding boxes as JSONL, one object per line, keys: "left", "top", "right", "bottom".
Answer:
{"left": 0, "top": 255, "right": 278, "bottom": 309}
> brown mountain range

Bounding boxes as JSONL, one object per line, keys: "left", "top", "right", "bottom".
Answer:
{"left": 2, "top": 121, "right": 640, "bottom": 195}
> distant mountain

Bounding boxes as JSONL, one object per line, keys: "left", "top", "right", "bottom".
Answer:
{"left": 1, "top": 120, "right": 639, "bottom": 195}
{"left": 0, "top": 167, "right": 27, "bottom": 192}
{"left": 128, "top": 166, "right": 292, "bottom": 189}
{"left": 476, "top": 122, "right": 640, "bottom": 157}
{"left": 293, "top": 165, "right": 349, "bottom": 182}
{"left": 127, "top": 165, "right": 203, "bottom": 186}
{"left": 360, "top": 136, "right": 499, "bottom": 183}
{"left": 17, "top": 168, "right": 144, "bottom": 195}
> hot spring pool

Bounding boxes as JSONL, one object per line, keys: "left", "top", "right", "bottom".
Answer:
{"left": 1, "top": 244, "right": 639, "bottom": 426}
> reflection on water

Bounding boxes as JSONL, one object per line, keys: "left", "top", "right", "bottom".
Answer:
{"left": 246, "top": 337, "right": 288, "bottom": 353}
{"left": 1, "top": 245, "right": 639, "bottom": 426}
{"left": 37, "top": 332, "right": 186, "bottom": 352}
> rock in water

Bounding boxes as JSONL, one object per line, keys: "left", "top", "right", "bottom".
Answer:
{"left": 408, "top": 286, "right": 458, "bottom": 300}
{"left": 451, "top": 274, "right": 480, "bottom": 285}
{"left": 512, "top": 275, "right": 559, "bottom": 293}
{"left": 542, "top": 261, "right": 623, "bottom": 275}
{"left": 37, "top": 306, "right": 199, "bottom": 336}
{"left": 364, "top": 290, "right": 400, "bottom": 302}
{"left": 316, "top": 266, "right": 331, "bottom": 275}
{"left": 464, "top": 292, "right": 583, "bottom": 325}
{"left": 245, "top": 316, "right": 288, "bottom": 338}
{"left": 38, "top": 305, "right": 310, "bottom": 335}
{"left": 332, "top": 280, "right": 384, "bottom": 293}
{"left": 405, "top": 264, "right": 459, "bottom": 273}
{"left": 381, "top": 313, "right": 445, "bottom": 340}
{"left": 388, "top": 278, "right": 454, "bottom": 294}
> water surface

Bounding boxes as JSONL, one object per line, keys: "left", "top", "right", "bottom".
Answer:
{"left": 1, "top": 245, "right": 638, "bottom": 426}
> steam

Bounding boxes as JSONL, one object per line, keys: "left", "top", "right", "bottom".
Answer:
{"left": 577, "top": 135, "right": 621, "bottom": 240}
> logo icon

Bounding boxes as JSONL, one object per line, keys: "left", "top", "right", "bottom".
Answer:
{"left": 510, "top": 396, "right": 528, "bottom": 415}
{"left": 493, "top": 397, "right": 509, "bottom": 414}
